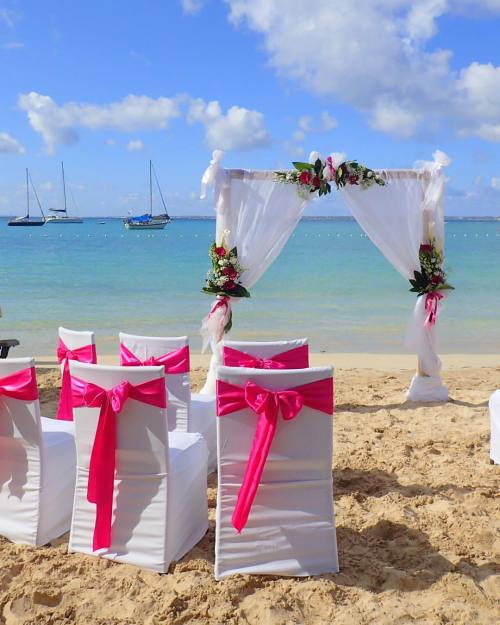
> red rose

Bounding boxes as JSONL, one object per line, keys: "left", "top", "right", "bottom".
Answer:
{"left": 311, "top": 175, "right": 321, "bottom": 188}
{"left": 348, "top": 174, "right": 358, "bottom": 184}
{"left": 419, "top": 244, "right": 433, "bottom": 253}
{"left": 431, "top": 274, "right": 443, "bottom": 284}
{"left": 222, "top": 267, "right": 237, "bottom": 279}
{"left": 225, "top": 280, "right": 236, "bottom": 290}
{"left": 214, "top": 246, "right": 226, "bottom": 256}
{"left": 298, "top": 171, "right": 312, "bottom": 185}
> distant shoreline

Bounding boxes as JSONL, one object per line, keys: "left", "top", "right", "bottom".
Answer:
{"left": 1, "top": 215, "right": 499, "bottom": 222}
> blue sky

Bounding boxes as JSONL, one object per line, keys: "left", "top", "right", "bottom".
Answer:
{"left": 0, "top": 0, "right": 499, "bottom": 216}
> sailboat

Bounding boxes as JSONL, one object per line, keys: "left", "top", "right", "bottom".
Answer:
{"left": 123, "top": 160, "right": 170, "bottom": 230}
{"left": 45, "top": 162, "right": 83, "bottom": 224}
{"left": 8, "top": 169, "right": 46, "bottom": 226}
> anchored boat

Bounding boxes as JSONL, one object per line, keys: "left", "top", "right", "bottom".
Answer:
{"left": 8, "top": 169, "right": 46, "bottom": 226}
{"left": 123, "top": 160, "right": 170, "bottom": 230}
{"left": 45, "top": 162, "right": 83, "bottom": 224}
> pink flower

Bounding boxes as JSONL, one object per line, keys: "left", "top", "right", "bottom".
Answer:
{"left": 348, "top": 174, "right": 358, "bottom": 185}
{"left": 323, "top": 156, "right": 336, "bottom": 181}
{"left": 311, "top": 175, "right": 321, "bottom": 188}
{"left": 298, "top": 171, "right": 312, "bottom": 185}
{"left": 431, "top": 274, "right": 443, "bottom": 285}
{"left": 419, "top": 244, "right": 433, "bottom": 253}
{"left": 214, "top": 246, "right": 226, "bottom": 257}
{"left": 225, "top": 280, "right": 236, "bottom": 290}
{"left": 222, "top": 267, "right": 237, "bottom": 279}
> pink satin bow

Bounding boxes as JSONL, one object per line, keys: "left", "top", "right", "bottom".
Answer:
{"left": 119, "top": 343, "right": 190, "bottom": 374}
{"left": 216, "top": 377, "right": 334, "bottom": 532}
{"left": 56, "top": 339, "right": 97, "bottom": 421}
{"left": 0, "top": 367, "right": 39, "bottom": 402}
{"left": 223, "top": 345, "right": 309, "bottom": 370}
{"left": 425, "top": 291, "right": 444, "bottom": 327}
{"left": 71, "top": 375, "right": 167, "bottom": 551}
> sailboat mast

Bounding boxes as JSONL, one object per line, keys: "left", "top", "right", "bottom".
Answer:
{"left": 61, "top": 162, "right": 67, "bottom": 213}
{"left": 26, "top": 168, "right": 30, "bottom": 218}
{"left": 149, "top": 160, "right": 153, "bottom": 216}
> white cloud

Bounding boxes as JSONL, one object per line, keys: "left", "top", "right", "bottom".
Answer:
{"left": 18, "top": 92, "right": 182, "bottom": 153}
{"left": 320, "top": 111, "right": 337, "bottom": 131}
{"left": 126, "top": 139, "right": 145, "bottom": 151}
{"left": 491, "top": 177, "right": 500, "bottom": 191}
{"left": 41, "top": 181, "right": 54, "bottom": 192}
{"left": 285, "top": 110, "right": 338, "bottom": 155}
{"left": 181, "top": 0, "right": 206, "bottom": 13}
{"left": 226, "top": 0, "right": 500, "bottom": 142}
{"left": 105, "top": 138, "right": 115, "bottom": 146}
{"left": 0, "top": 131, "right": 25, "bottom": 154}
{"left": 187, "top": 98, "right": 270, "bottom": 150}
{"left": 0, "top": 8, "right": 15, "bottom": 28}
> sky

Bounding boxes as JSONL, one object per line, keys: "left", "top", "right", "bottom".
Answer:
{"left": 0, "top": 0, "right": 499, "bottom": 217}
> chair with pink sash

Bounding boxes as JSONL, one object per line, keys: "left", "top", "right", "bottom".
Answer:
{"left": 0, "top": 357, "right": 76, "bottom": 546}
{"left": 57, "top": 326, "right": 97, "bottom": 421}
{"left": 119, "top": 333, "right": 216, "bottom": 471}
{"left": 215, "top": 365, "right": 338, "bottom": 579}
{"left": 222, "top": 338, "right": 309, "bottom": 370}
{"left": 489, "top": 390, "right": 500, "bottom": 464}
{"left": 68, "top": 361, "right": 208, "bottom": 572}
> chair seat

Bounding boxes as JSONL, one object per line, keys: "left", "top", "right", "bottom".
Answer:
{"left": 190, "top": 394, "right": 216, "bottom": 472}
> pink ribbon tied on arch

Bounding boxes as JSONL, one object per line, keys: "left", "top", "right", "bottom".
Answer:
{"left": 424, "top": 291, "right": 444, "bottom": 327}
{"left": 223, "top": 345, "right": 309, "bottom": 370}
{"left": 216, "top": 377, "right": 334, "bottom": 532}
{"left": 0, "top": 366, "right": 39, "bottom": 402}
{"left": 71, "top": 375, "right": 167, "bottom": 551}
{"left": 56, "top": 339, "right": 97, "bottom": 421}
{"left": 119, "top": 343, "right": 190, "bottom": 374}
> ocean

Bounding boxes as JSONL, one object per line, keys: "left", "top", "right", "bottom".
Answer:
{"left": 1, "top": 217, "right": 499, "bottom": 357}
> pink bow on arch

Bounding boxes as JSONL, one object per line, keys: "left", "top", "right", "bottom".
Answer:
{"left": 223, "top": 345, "right": 309, "bottom": 370}
{"left": 56, "top": 339, "right": 97, "bottom": 421}
{"left": 120, "top": 343, "right": 190, "bottom": 374}
{"left": 0, "top": 367, "right": 39, "bottom": 402}
{"left": 216, "top": 377, "right": 334, "bottom": 532}
{"left": 424, "top": 291, "right": 444, "bottom": 327}
{"left": 71, "top": 375, "right": 167, "bottom": 551}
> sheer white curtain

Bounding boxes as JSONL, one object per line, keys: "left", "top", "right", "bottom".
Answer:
{"left": 200, "top": 162, "right": 309, "bottom": 394}
{"left": 340, "top": 164, "right": 448, "bottom": 401}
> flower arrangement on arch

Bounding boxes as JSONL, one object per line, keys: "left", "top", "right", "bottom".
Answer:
{"left": 275, "top": 152, "right": 386, "bottom": 197}
{"left": 202, "top": 232, "right": 250, "bottom": 299}
{"left": 409, "top": 240, "right": 454, "bottom": 297}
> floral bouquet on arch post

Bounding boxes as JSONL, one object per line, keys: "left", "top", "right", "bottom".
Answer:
{"left": 201, "top": 231, "right": 250, "bottom": 348}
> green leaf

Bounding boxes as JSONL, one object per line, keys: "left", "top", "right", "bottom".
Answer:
{"left": 314, "top": 158, "right": 322, "bottom": 175}
{"left": 292, "top": 161, "right": 313, "bottom": 171}
{"left": 229, "top": 246, "right": 237, "bottom": 256}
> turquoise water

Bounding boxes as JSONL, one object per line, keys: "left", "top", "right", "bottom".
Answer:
{"left": 1, "top": 217, "right": 499, "bottom": 356}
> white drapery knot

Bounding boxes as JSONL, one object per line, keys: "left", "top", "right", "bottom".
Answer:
{"left": 200, "top": 149, "right": 224, "bottom": 200}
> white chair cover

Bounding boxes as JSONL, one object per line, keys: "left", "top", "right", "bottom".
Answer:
{"left": 489, "top": 390, "right": 500, "bottom": 464}
{"left": 58, "top": 326, "right": 95, "bottom": 357}
{"left": 215, "top": 365, "right": 338, "bottom": 579}
{"left": 119, "top": 333, "right": 217, "bottom": 472}
{"left": 0, "top": 357, "right": 76, "bottom": 546}
{"left": 222, "top": 338, "right": 309, "bottom": 363}
{"left": 68, "top": 362, "right": 208, "bottom": 572}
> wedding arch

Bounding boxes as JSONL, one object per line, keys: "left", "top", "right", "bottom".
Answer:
{"left": 198, "top": 149, "right": 453, "bottom": 403}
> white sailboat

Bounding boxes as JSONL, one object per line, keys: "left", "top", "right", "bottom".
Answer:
{"left": 45, "top": 162, "right": 83, "bottom": 224}
{"left": 8, "top": 169, "right": 46, "bottom": 227}
{"left": 123, "top": 160, "right": 170, "bottom": 230}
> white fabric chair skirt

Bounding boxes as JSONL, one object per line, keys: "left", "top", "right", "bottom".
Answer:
{"left": 68, "top": 362, "right": 208, "bottom": 572}
{"left": 489, "top": 390, "right": 500, "bottom": 464}
{"left": 119, "top": 333, "right": 217, "bottom": 472}
{"left": 0, "top": 358, "right": 76, "bottom": 546}
{"left": 215, "top": 366, "right": 339, "bottom": 580}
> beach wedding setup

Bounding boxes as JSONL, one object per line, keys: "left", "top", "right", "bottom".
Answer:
{"left": 1, "top": 149, "right": 499, "bottom": 595}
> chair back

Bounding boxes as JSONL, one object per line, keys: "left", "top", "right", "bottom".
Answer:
{"left": 489, "top": 390, "right": 500, "bottom": 464}
{"left": 0, "top": 357, "right": 43, "bottom": 543}
{"left": 68, "top": 362, "right": 171, "bottom": 569}
{"left": 222, "top": 338, "right": 309, "bottom": 368}
{"left": 58, "top": 326, "right": 96, "bottom": 360}
{"left": 119, "top": 332, "right": 190, "bottom": 431}
{"left": 214, "top": 365, "right": 338, "bottom": 579}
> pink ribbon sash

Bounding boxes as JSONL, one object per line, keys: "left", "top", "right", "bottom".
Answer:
{"left": 216, "top": 377, "right": 334, "bottom": 532}
{"left": 57, "top": 339, "right": 97, "bottom": 421}
{"left": 0, "top": 367, "right": 38, "bottom": 402}
{"left": 223, "top": 345, "right": 309, "bottom": 370}
{"left": 71, "top": 375, "right": 167, "bottom": 551}
{"left": 119, "top": 343, "right": 190, "bottom": 374}
{"left": 424, "top": 291, "right": 444, "bottom": 327}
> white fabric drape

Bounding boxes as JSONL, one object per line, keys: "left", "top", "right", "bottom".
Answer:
{"left": 200, "top": 161, "right": 308, "bottom": 394}
{"left": 339, "top": 164, "right": 448, "bottom": 401}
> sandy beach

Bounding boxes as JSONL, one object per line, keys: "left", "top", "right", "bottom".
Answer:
{"left": 0, "top": 358, "right": 499, "bottom": 625}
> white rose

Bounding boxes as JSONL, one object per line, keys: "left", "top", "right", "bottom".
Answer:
{"left": 330, "top": 152, "right": 346, "bottom": 168}
{"left": 308, "top": 151, "right": 324, "bottom": 164}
